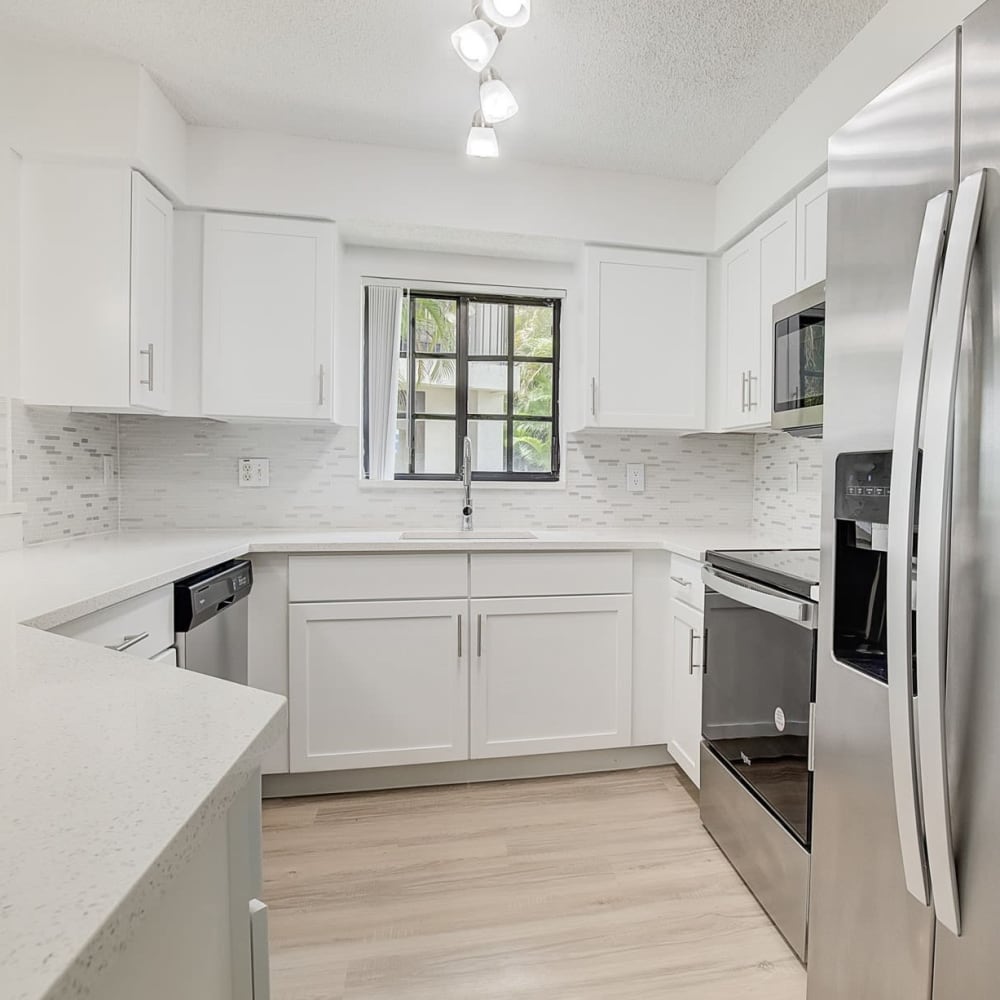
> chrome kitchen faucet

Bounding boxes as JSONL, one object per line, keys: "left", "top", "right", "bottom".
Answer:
{"left": 461, "top": 435, "right": 474, "bottom": 531}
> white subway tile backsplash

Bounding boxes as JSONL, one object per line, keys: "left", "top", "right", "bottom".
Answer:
{"left": 118, "top": 416, "right": 757, "bottom": 532}
{"left": 10, "top": 401, "right": 119, "bottom": 544}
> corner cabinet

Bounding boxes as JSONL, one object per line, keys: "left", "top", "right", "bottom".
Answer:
{"left": 21, "top": 163, "right": 173, "bottom": 411}
{"left": 202, "top": 213, "right": 335, "bottom": 420}
{"left": 585, "top": 246, "right": 707, "bottom": 430}
{"left": 288, "top": 599, "right": 469, "bottom": 772}
{"left": 796, "top": 174, "right": 828, "bottom": 291}
{"left": 470, "top": 595, "right": 633, "bottom": 758}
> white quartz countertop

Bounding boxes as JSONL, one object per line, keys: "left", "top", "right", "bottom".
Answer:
{"left": 0, "top": 624, "right": 286, "bottom": 1000}
{"left": 2, "top": 527, "right": 819, "bottom": 630}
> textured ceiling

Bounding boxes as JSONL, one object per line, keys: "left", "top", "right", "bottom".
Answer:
{"left": 0, "top": 0, "right": 886, "bottom": 182}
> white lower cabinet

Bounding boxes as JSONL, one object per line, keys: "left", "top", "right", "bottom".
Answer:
{"left": 470, "top": 595, "right": 633, "bottom": 758}
{"left": 668, "top": 597, "right": 704, "bottom": 786}
{"left": 288, "top": 599, "right": 469, "bottom": 772}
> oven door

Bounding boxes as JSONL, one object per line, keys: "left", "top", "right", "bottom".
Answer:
{"left": 702, "top": 567, "right": 817, "bottom": 845}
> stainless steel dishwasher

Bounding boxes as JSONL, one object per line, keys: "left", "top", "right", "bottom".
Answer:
{"left": 174, "top": 560, "right": 253, "bottom": 683}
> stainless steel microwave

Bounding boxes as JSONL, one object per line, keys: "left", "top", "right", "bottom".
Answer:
{"left": 771, "top": 281, "right": 825, "bottom": 435}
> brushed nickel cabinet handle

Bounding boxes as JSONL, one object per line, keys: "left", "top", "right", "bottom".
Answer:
{"left": 105, "top": 631, "right": 150, "bottom": 653}
{"left": 669, "top": 575, "right": 691, "bottom": 587}
{"left": 139, "top": 343, "right": 154, "bottom": 391}
{"left": 689, "top": 631, "right": 704, "bottom": 674}
{"left": 477, "top": 614, "right": 483, "bottom": 658}
{"left": 590, "top": 377, "right": 597, "bottom": 417}
{"left": 318, "top": 364, "right": 326, "bottom": 406}
{"left": 457, "top": 614, "right": 463, "bottom": 658}
{"left": 748, "top": 371, "right": 759, "bottom": 409}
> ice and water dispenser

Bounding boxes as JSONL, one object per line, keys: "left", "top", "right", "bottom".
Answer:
{"left": 832, "top": 451, "right": 916, "bottom": 683}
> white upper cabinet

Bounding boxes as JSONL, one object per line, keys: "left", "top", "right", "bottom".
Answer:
{"left": 585, "top": 247, "right": 707, "bottom": 431}
{"left": 201, "top": 213, "right": 335, "bottom": 420}
{"left": 796, "top": 173, "right": 828, "bottom": 290}
{"left": 720, "top": 199, "right": 797, "bottom": 430}
{"left": 21, "top": 163, "right": 173, "bottom": 411}
{"left": 129, "top": 172, "right": 174, "bottom": 411}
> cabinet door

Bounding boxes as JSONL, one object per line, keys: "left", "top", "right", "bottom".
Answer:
{"left": 202, "top": 214, "right": 334, "bottom": 420}
{"left": 720, "top": 235, "right": 760, "bottom": 429}
{"left": 288, "top": 600, "right": 468, "bottom": 771}
{"left": 796, "top": 174, "right": 828, "bottom": 290}
{"left": 470, "top": 595, "right": 632, "bottom": 758}
{"left": 129, "top": 172, "right": 173, "bottom": 411}
{"left": 756, "top": 200, "right": 797, "bottom": 423}
{"left": 586, "top": 248, "right": 706, "bottom": 430}
{"left": 668, "top": 598, "right": 704, "bottom": 786}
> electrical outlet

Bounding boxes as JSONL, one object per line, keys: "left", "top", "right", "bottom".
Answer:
{"left": 787, "top": 461, "right": 799, "bottom": 493}
{"left": 626, "top": 463, "right": 645, "bottom": 493}
{"left": 238, "top": 458, "right": 270, "bottom": 488}
{"left": 102, "top": 455, "right": 114, "bottom": 486}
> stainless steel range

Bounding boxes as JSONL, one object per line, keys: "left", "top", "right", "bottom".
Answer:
{"left": 698, "top": 548, "right": 820, "bottom": 963}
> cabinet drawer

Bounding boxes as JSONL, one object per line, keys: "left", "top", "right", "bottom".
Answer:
{"left": 471, "top": 552, "right": 632, "bottom": 597}
{"left": 288, "top": 554, "right": 467, "bottom": 602}
{"left": 669, "top": 554, "right": 705, "bottom": 610}
{"left": 53, "top": 585, "right": 174, "bottom": 659}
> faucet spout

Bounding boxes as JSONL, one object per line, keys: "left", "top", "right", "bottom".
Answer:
{"left": 461, "top": 436, "right": 474, "bottom": 531}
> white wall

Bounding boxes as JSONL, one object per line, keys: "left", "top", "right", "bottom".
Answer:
{"left": 186, "top": 127, "right": 716, "bottom": 253}
{"left": 335, "top": 245, "right": 581, "bottom": 428}
{"left": 0, "top": 147, "right": 19, "bottom": 398}
{"left": 714, "top": 0, "right": 981, "bottom": 247}
{"left": 0, "top": 35, "right": 187, "bottom": 200}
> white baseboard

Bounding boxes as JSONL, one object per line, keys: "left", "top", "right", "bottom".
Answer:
{"left": 262, "top": 744, "right": 674, "bottom": 798}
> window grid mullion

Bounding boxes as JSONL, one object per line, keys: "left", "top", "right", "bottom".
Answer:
{"left": 505, "top": 303, "right": 515, "bottom": 474}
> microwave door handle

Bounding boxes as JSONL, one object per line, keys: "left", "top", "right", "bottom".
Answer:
{"left": 917, "top": 169, "right": 986, "bottom": 939}
{"left": 887, "top": 188, "right": 952, "bottom": 908}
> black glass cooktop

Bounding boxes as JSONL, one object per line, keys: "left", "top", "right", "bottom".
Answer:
{"left": 706, "top": 549, "right": 820, "bottom": 599}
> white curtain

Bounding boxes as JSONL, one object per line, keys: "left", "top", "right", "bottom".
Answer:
{"left": 366, "top": 284, "right": 405, "bottom": 480}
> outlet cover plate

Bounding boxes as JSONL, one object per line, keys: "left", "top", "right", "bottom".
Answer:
{"left": 626, "top": 463, "right": 645, "bottom": 493}
{"left": 239, "top": 458, "right": 270, "bottom": 488}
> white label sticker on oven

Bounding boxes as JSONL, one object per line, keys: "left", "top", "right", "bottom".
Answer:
{"left": 774, "top": 706, "right": 786, "bottom": 732}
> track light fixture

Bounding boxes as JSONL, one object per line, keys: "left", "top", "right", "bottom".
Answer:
{"left": 479, "top": 69, "right": 518, "bottom": 124}
{"left": 481, "top": 0, "right": 531, "bottom": 28}
{"left": 466, "top": 111, "right": 500, "bottom": 158}
{"left": 451, "top": 12, "right": 501, "bottom": 72}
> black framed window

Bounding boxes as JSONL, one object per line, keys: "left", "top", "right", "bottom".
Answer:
{"left": 365, "top": 290, "right": 561, "bottom": 482}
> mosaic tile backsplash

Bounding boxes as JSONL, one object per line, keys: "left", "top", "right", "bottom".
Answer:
{"left": 751, "top": 433, "right": 823, "bottom": 537}
{"left": 1, "top": 398, "right": 823, "bottom": 542}
{"left": 8, "top": 400, "right": 119, "bottom": 543}
{"left": 117, "top": 417, "right": 759, "bottom": 532}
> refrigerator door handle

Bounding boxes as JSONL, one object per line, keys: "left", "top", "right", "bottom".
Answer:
{"left": 917, "top": 168, "right": 987, "bottom": 938}
{"left": 887, "top": 189, "right": 952, "bottom": 907}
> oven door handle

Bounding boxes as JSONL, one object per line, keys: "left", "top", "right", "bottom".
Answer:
{"left": 701, "top": 567, "right": 817, "bottom": 629}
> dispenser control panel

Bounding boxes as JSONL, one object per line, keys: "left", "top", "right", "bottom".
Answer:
{"left": 834, "top": 451, "right": 902, "bottom": 525}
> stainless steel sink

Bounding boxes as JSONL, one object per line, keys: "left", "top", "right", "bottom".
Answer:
{"left": 398, "top": 530, "right": 537, "bottom": 540}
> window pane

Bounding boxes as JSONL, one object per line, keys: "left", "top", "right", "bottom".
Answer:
{"left": 468, "top": 419, "right": 507, "bottom": 473}
{"left": 393, "top": 420, "right": 409, "bottom": 475}
{"left": 513, "top": 361, "right": 553, "bottom": 416}
{"left": 413, "top": 419, "right": 456, "bottom": 474}
{"left": 514, "top": 304, "right": 554, "bottom": 357}
{"left": 469, "top": 301, "right": 508, "bottom": 356}
{"left": 513, "top": 421, "right": 552, "bottom": 473}
{"left": 468, "top": 361, "right": 509, "bottom": 414}
{"left": 413, "top": 298, "right": 456, "bottom": 353}
{"left": 411, "top": 357, "right": 455, "bottom": 414}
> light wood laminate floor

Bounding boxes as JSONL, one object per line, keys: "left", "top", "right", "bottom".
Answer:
{"left": 262, "top": 766, "right": 807, "bottom": 1000}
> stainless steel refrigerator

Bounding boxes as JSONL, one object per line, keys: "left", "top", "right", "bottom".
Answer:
{"left": 809, "top": 0, "right": 1000, "bottom": 996}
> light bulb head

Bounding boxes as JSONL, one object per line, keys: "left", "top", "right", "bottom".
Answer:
{"left": 466, "top": 111, "right": 499, "bottom": 158}
{"left": 479, "top": 69, "right": 519, "bottom": 124}
{"left": 481, "top": 0, "right": 530, "bottom": 28}
{"left": 450, "top": 17, "right": 500, "bottom": 71}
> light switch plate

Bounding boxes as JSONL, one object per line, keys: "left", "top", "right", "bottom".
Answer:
{"left": 626, "top": 463, "right": 645, "bottom": 493}
{"left": 239, "top": 458, "right": 270, "bottom": 488}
